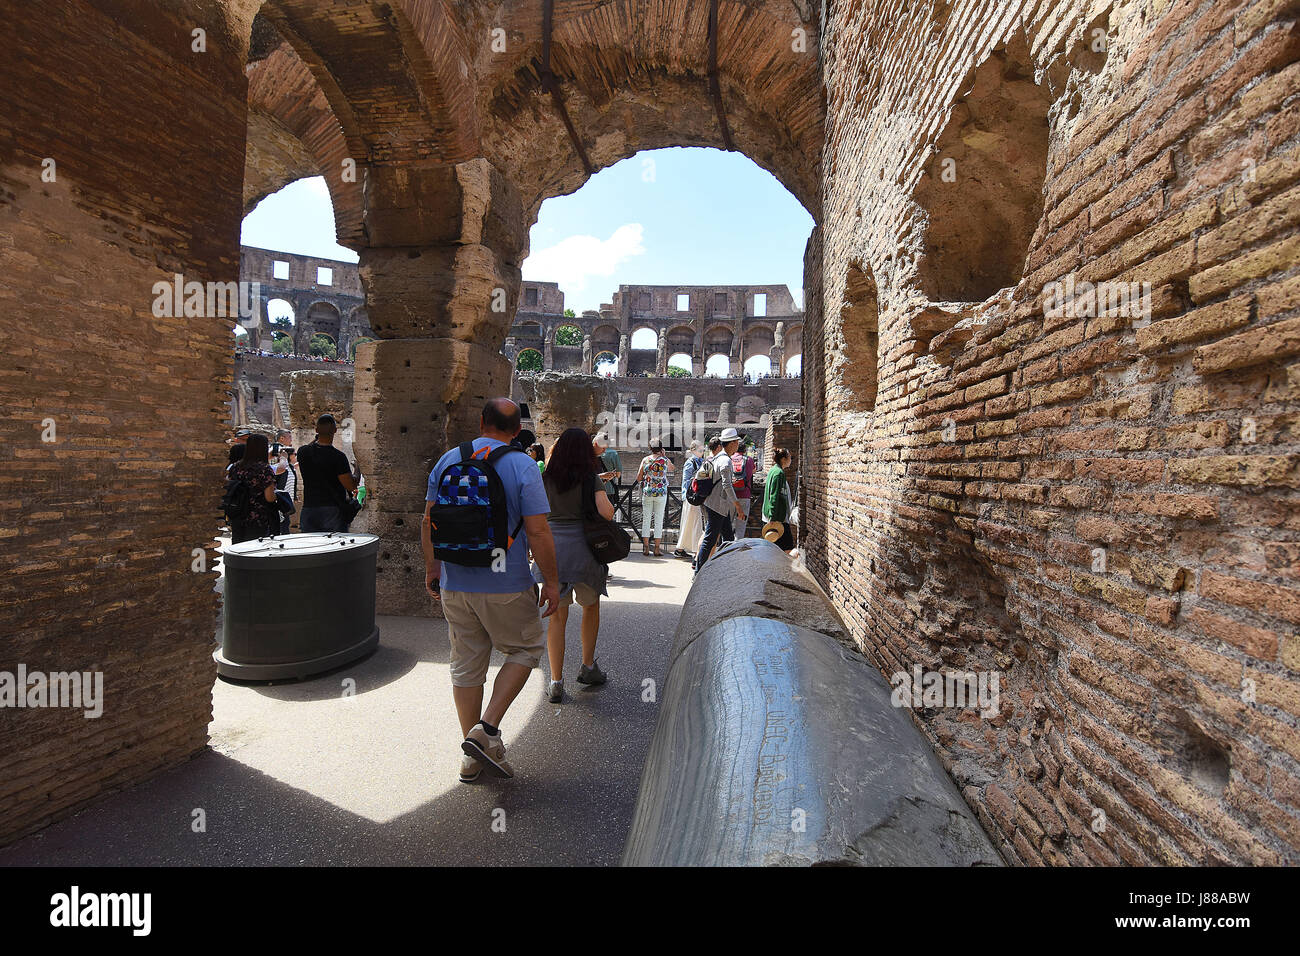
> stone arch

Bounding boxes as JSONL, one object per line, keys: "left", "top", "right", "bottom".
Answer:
{"left": 784, "top": 322, "right": 803, "bottom": 360}
{"left": 629, "top": 326, "right": 658, "bottom": 350}
{"left": 478, "top": 2, "right": 823, "bottom": 220}
{"left": 735, "top": 395, "right": 766, "bottom": 423}
{"left": 665, "top": 325, "right": 695, "bottom": 355}
{"left": 591, "top": 324, "right": 620, "bottom": 352}
{"left": 911, "top": 33, "right": 1052, "bottom": 303}
{"left": 703, "top": 324, "right": 734, "bottom": 361}
{"left": 743, "top": 325, "right": 775, "bottom": 366}
{"left": 514, "top": 319, "right": 544, "bottom": 346}
{"left": 245, "top": 36, "right": 362, "bottom": 245}
{"left": 302, "top": 299, "right": 341, "bottom": 336}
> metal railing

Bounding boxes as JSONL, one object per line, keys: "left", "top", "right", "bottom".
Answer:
{"left": 609, "top": 482, "right": 685, "bottom": 538}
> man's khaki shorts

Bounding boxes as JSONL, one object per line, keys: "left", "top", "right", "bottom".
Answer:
{"left": 563, "top": 582, "right": 601, "bottom": 607}
{"left": 441, "top": 587, "right": 545, "bottom": 688}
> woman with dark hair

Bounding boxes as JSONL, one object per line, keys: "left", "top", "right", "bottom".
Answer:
{"left": 529, "top": 443, "right": 546, "bottom": 474}
{"left": 532, "top": 427, "right": 616, "bottom": 703}
{"left": 227, "top": 433, "right": 279, "bottom": 543}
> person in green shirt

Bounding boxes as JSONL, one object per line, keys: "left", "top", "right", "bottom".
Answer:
{"left": 593, "top": 432, "right": 621, "bottom": 502}
{"left": 761, "top": 448, "right": 795, "bottom": 551}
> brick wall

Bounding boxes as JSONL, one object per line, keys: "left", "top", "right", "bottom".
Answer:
{"left": 0, "top": 0, "right": 245, "bottom": 844}
{"left": 804, "top": 0, "right": 1300, "bottom": 864}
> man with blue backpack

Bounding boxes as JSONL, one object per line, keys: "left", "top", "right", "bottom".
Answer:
{"left": 422, "top": 398, "right": 560, "bottom": 783}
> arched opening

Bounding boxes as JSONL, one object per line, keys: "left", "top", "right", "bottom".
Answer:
{"left": 265, "top": 297, "right": 295, "bottom": 353}
{"left": 743, "top": 326, "right": 775, "bottom": 371}
{"left": 628, "top": 326, "right": 658, "bottom": 375}
{"left": 836, "top": 264, "right": 881, "bottom": 409}
{"left": 786, "top": 354, "right": 803, "bottom": 376}
{"left": 667, "top": 352, "right": 693, "bottom": 377}
{"left": 309, "top": 330, "right": 338, "bottom": 359}
{"left": 704, "top": 354, "right": 730, "bottom": 378}
{"left": 516, "top": 348, "right": 544, "bottom": 374}
{"left": 554, "top": 323, "right": 582, "bottom": 346}
{"left": 911, "top": 35, "right": 1052, "bottom": 303}
{"left": 743, "top": 355, "right": 772, "bottom": 382}
{"left": 593, "top": 351, "right": 618, "bottom": 377}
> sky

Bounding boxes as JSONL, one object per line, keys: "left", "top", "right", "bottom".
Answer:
{"left": 241, "top": 147, "right": 814, "bottom": 316}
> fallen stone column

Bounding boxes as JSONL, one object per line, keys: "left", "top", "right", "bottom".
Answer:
{"left": 621, "top": 538, "right": 1001, "bottom": 866}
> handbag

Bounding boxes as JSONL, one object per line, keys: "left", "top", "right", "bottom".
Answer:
{"left": 581, "top": 472, "right": 631, "bottom": 564}
{"left": 340, "top": 494, "right": 362, "bottom": 529}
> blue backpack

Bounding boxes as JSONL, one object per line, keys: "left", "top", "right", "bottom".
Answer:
{"left": 428, "top": 441, "right": 526, "bottom": 567}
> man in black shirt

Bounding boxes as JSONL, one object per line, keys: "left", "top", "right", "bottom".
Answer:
{"left": 296, "top": 414, "right": 357, "bottom": 533}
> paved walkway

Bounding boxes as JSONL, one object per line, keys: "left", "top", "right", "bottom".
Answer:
{"left": 0, "top": 553, "right": 693, "bottom": 866}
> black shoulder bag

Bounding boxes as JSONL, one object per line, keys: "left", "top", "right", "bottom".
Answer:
{"left": 581, "top": 471, "right": 631, "bottom": 564}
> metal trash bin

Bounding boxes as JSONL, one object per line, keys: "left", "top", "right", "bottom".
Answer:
{"left": 216, "top": 532, "right": 380, "bottom": 681}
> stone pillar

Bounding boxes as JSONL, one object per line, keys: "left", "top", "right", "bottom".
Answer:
{"left": 582, "top": 334, "right": 593, "bottom": 373}
{"left": 618, "top": 333, "right": 630, "bottom": 376}
{"left": 528, "top": 372, "right": 619, "bottom": 452}
{"left": 718, "top": 402, "right": 731, "bottom": 424}
{"left": 655, "top": 328, "right": 668, "bottom": 376}
{"left": 352, "top": 158, "right": 526, "bottom": 616}
{"left": 544, "top": 326, "right": 555, "bottom": 371}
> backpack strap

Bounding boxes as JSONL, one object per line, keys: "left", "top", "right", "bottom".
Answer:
{"left": 485, "top": 442, "right": 527, "bottom": 548}
{"left": 458, "top": 440, "right": 476, "bottom": 462}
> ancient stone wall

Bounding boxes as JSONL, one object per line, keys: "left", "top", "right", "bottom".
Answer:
{"left": 0, "top": 0, "right": 245, "bottom": 844}
{"left": 806, "top": 0, "right": 1300, "bottom": 864}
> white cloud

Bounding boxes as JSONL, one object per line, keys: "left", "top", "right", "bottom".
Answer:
{"left": 522, "top": 224, "right": 646, "bottom": 301}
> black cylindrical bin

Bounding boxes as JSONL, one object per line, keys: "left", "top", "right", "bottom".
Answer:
{"left": 216, "top": 532, "right": 380, "bottom": 681}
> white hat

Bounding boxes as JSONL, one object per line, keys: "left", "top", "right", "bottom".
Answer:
{"left": 719, "top": 427, "right": 741, "bottom": 443}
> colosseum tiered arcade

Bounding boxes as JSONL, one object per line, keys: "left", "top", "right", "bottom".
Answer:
{"left": 3, "top": 0, "right": 1299, "bottom": 867}
{"left": 507, "top": 280, "right": 803, "bottom": 376}
{"left": 238, "top": 246, "right": 375, "bottom": 358}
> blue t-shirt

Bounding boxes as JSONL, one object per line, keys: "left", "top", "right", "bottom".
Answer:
{"left": 426, "top": 437, "right": 551, "bottom": 593}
